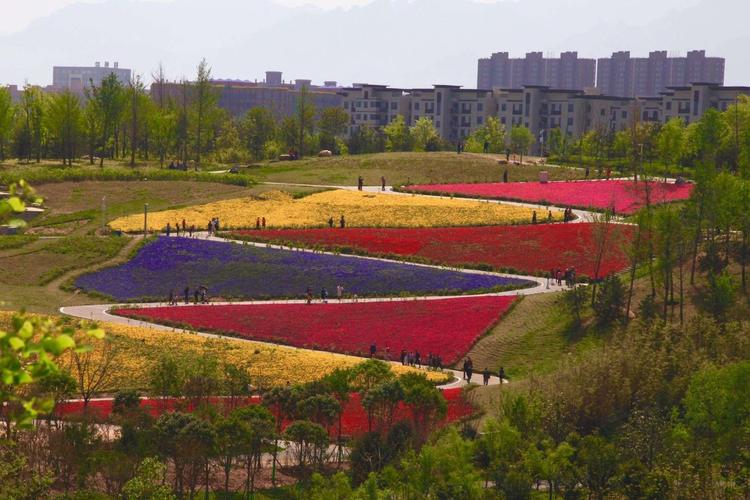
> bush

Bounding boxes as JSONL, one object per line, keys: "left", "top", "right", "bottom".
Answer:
{"left": 593, "top": 276, "right": 625, "bottom": 326}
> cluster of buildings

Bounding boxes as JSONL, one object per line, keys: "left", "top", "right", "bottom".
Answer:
{"left": 478, "top": 50, "right": 725, "bottom": 98}
{"left": 5, "top": 53, "right": 747, "bottom": 154}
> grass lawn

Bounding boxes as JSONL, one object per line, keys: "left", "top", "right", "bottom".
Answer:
{"left": 248, "top": 152, "right": 587, "bottom": 186}
{"left": 462, "top": 292, "right": 604, "bottom": 380}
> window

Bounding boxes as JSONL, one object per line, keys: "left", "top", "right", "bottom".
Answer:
{"left": 568, "top": 103, "right": 574, "bottom": 113}
{"left": 600, "top": 109, "right": 605, "bottom": 116}
{"left": 436, "top": 121, "right": 441, "bottom": 128}
{"left": 477, "top": 103, "right": 484, "bottom": 112}
{"left": 477, "top": 116, "right": 484, "bottom": 124}
{"left": 501, "top": 103, "right": 507, "bottom": 112}
{"left": 621, "top": 111, "right": 627, "bottom": 119}
{"left": 567, "top": 117, "right": 573, "bottom": 126}
{"left": 666, "top": 101, "right": 672, "bottom": 111}
{"left": 414, "top": 102, "right": 420, "bottom": 110}
{"left": 391, "top": 101, "right": 397, "bottom": 110}
{"left": 344, "top": 102, "right": 349, "bottom": 110}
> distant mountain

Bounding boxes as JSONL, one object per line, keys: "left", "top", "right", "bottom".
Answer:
{"left": 0, "top": 0, "right": 747, "bottom": 88}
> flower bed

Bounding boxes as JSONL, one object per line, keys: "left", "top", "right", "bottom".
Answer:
{"left": 55, "top": 388, "right": 474, "bottom": 437}
{"left": 113, "top": 296, "right": 517, "bottom": 365}
{"left": 232, "top": 223, "right": 633, "bottom": 278}
{"left": 406, "top": 180, "right": 693, "bottom": 215}
{"left": 109, "top": 189, "right": 561, "bottom": 232}
{"left": 75, "top": 238, "right": 533, "bottom": 301}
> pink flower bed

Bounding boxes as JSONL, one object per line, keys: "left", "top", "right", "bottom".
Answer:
{"left": 407, "top": 180, "right": 693, "bottom": 215}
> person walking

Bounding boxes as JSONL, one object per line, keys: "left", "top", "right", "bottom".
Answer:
{"left": 182, "top": 219, "right": 186, "bottom": 233}
{"left": 357, "top": 176, "right": 364, "bottom": 191}
{"left": 166, "top": 222, "right": 171, "bottom": 237}
{"left": 168, "top": 289, "right": 175, "bottom": 305}
{"left": 193, "top": 288, "right": 200, "bottom": 304}
{"left": 498, "top": 367, "right": 506, "bottom": 386}
{"left": 256, "top": 217, "right": 261, "bottom": 230}
{"left": 370, "top": 343, "right": 377, "bottom": 358}
{"left": 483, "top": 140, "right": 490, "bottom": 154}
{"left": 328, "top": 217, "right": 334, "bottom": 228}
{"left": 466, "top": 357, "right": 473, "bottom": 382}
{"left": 336, "top": 284, "right": 344, "bottom": 301}
{"left": 306, "top": 287, "right": 313, "bottom": 305}
{"left": 381, "top": 176, "right": 386, "bottom": 191}
{"left": 532, "top": 211, "right": 537, "bottom": 224}
{"left": 321, "top": 287, "right": 329, "bottom": 303}
{"left": 339, "top": 214, "right": 346, "bottom": 228}
{"left": 262, "top": 217, "right": 266, "bottom": 229}
{"left": 482, "top": 368, "right": 490, "bottom": 386}
{"left": 189, "top": 225, "right": 194, "bottom": 238}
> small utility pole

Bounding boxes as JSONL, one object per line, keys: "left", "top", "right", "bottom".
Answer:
{"left": 143, "top": 203, "right": 149, "bottom": 239}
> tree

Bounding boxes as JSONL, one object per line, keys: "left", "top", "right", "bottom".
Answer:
{"left": 283, "top": 420, "right": 329, "bottom": 469}
{"left": 16, "top": 85, "right": 46, "bottom": 163}
{"left": 410, "top": 117, "right": 439, "bottom": 152}
{"left": 126, "top": 75, "right": 148, "bottom": 166}
{"left": 191, "top": 58, "right": 218, "bottom": 168}
{"left": 295, "top": 84, "right": 317, "bottom": 157}
{"left": 149, "top": 107, "right": 176, "bottom": 167}
{"left": 0, "top": 87, "right": 14, "bottom": 161}
{"left": 122, "top": 457, "right": 174, "bottom": 500}
{"left": 400, "top": 373, "right": 446, "bottom": 444}
{"left": 318, "top": 107, "right": 349, "bottom": 152}
{"left": 88, "top": 73, "right": 125, "bottom": 167}
{"left": 383, "top": 115, "right": 411, "bottom": 152}
{"left": 468, "top": 116, "right": 505, "bottom": 154}
{"left": 697, "top": 270, "right": 736, "bottom": 323}
{"left": 577, "top": 434, "right": 618, "bottom": 500}
{"left": 593, "top": 275, "right": 626, "bottom": 327}
{"left": 657, "top": 118, "right": 686, "bottom": 171}
{"left": 241, "top": 107, "right": 276, "bottom": 160}
{"left": 68, "top": 336, "right": 118, "bottom": 409}
{"left": 233, "top": 405, "right": 275, "bottom": 495}
{"left": 510, "top": 125, "right": 534, "bottom": 163}
{"left": 362, "top": 380, "right": 403, "bottom": 433}
{"left": 46, "top": 90, "right": 82, "bottom": 165}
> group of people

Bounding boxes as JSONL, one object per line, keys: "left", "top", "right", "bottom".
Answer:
{"left": 462, "top": 357, "right": 507, "bottom": 386}
{"left": 327, "top": 215, "right": 346, "bottom": 228}
{"left": 306, "top": 284, "right": 346, "bottom": 304}
{"left": 549, "top": 267, "right": 577, "bottom": 288}
{"left": 255, "top": 217, "right": 267, "bottom": 230}
{"left": 531, "top": 210, "right": 555, "bottom": 225}
{"left": 165, "top": 219, "right": 196, "bottom": 238}
{"left": 168, "top": 285, "right": 209, "bottom": 305}
{"left": 207, "top": 218, "right": 221, "bottom": 235}
{"left": 355, "top": 176, "right": 387, "bottom": 191}
{"left": 167, "top": 160, "right": 188, "bottom": 171}
{"left": 399, "top": 350, "right": 444, "bottom": 370}
{"left": 562, "top": 207, "right": 576, "bottom": 222}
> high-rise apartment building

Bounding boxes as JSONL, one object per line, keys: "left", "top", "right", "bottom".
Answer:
{"left": 596, "top": 50, "right": 724, "bottom": 97}
{"left": 52, "top": 61, "right": 131, "bottom": 93}
{"left": 477, "top": 52, "right": 596, "bottom": 91}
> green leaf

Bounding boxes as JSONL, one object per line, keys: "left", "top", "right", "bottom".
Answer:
{"left": 18, "top": 321, "right": 33, "bottom": 339}
{"left": 54, "top": 334, "right": 76, "bottom": 352}
{"left": 7, "top": 196, "right": 24, "bottom": 213}
{"left": 8, "top": 337, "right": 25, "bottom": 351}
{"left": 87, "top": 328, "right": 106, "bottom": 340}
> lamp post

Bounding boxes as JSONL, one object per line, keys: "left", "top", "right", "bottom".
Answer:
{"left": 143, "top": 203, "right": 149, "bottom": 239}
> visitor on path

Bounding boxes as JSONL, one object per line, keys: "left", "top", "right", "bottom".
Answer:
{"left": 400, "top": 350, "right": 407, "bottom": 365}
{"left": 189, "top": 225, "right": 194, "bottom": 238}
{"left": 483, "top": 140, "right": 490, "bottom": 154}
{"left": 506, "top": 148, "right": 511, "bottom": 162}
{"left": 183, "top": 286, "right": 190, "bottom": 304}
{"left": 482, "top": 368, "right": 490, "bottom": 386}
{"left": 466, "top": 357, "right": 474, "bottom": 381}
{"left": 306, "top": 287, "right": 313, "bottom": 305}
{"left": 328, "top": 217, "right": 334, "bottom": 228}
{"left": 340, "top": 215, "right": 346, "bottom": 228}
{"left": 182, "top": 219, "right": 186, "bottom": 233}
{"left": 207, "top": 220, "right": 213, "bottom": 235}
{"left": 357, "top": 176, "right": 364, "bottom": 191}
{"left": 166, "top": 223, "right": 171, "bottom": 237}
{"left": 370, "top": 343, "right": 377, "bottom": 358}
{"left": 498, "top": 367, "right": 505, "bottom": 385}
{"left": 532, "top": 211, "right": 537, "bottom": 224}
{"left": 168, "top": 289, "right": 175, "bottom": 305}
{"left": 199, "top": 285, "right": 208, "bottom": 304}
{"left": 336, "top": 284, "right": 344, "bottom": 301}
{"left": 321, "top": 287, "right": 329, "bottom": 303}
{"left": 414, "top": 351, "right": 421, "bottom": 367}
{"left": 175, "top": 221, "right": 181, "bottom": 236}
{"left": 381, "top": 176, "right": 386, "bottom": 191}
{"left": 585, "top": 166, "right": 590, "bottom": 178}
{"left": 256, "top": 217, "right": 261, "bottom": 230}
{"left": 456, "top": 142, "right": 462, "bottom": 154}
{"left": 262, "top": 217, "right": 266, "bottom": 229}
{"left": 548, "top": 210, "right": 553, "bottom": 222}
{"left": 503, "top": 169, "right": 508, "bottom": 183}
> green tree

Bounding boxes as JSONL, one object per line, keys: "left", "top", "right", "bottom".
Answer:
{"left": 283, "top": 420, "right": 329, "bottom": 469}
{"left": 16, "top": 85, "right": 46, "bottom": 163}
{"left": 88, "top": 73, "right": 125, "bottom": 167}
{"left": 383, "top": 115, "right": 411, "bottom": 152}
{"left": 410, "top": 117, "right": 439, "bottom": 152}
{"left": 191, "top": 58, "right": 219, "bottom": 168}
{"left": 0, "top": 87, "right": 14, "bottom": 161}
{"left": 657, "top": 117, "right": 686, "bottom": 171}
{"left": 510, "top": 125, "right": 535, "bottom": 163}
{"left": 125, "top": 75, "right": 148, "bottom": 166}
{"left": 577, "top": 434, "right": 618, "bottom": 500}
{"left": 241, "top": 107, "right": 276, "bottom": 160}
{"left": 318, "top": 107, "right": 349, "bottom": 153}
{"left": 295, "top": 84, "right": 316, "bottom": 157}
{"left": 697, "top": 270, "right": 736, "bottom": 323}
{"left": 46, "top": 90, "right": 83, "bottom": 166}
{"left": 122, "top": 457, "right": 173, "bottom": 500}
{"left": 149, "top": 107, "right": 176, "bottom": 168}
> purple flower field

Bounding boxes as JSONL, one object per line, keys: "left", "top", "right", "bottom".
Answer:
{"left": 74, "top": 237, "right": 533, "bottom": 301}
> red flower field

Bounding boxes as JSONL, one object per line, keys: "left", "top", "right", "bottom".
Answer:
{"left": 113, "top": 296, "right": 515, "bottom": 365}
{"left": 406, "top": 180, "right": 693, "bottom": 214}
{"left": 233, "top": 223, "right": 633, "bottom": 278}
{"left": 55, "top": 388, "right": 474, "bottom": 437}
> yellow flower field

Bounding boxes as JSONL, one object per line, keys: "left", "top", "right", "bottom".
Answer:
{"left": 0, "top": 313, "right": 450, "bottom": 392}
{"left": 109, "top": 189, "right": 561, "bottom": 232}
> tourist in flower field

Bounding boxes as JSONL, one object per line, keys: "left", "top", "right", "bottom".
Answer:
{"left": 381, "top": 176, "right": 386, "bottom": 191}
{"left": 357, "top": 176, "right": 364, "bottom": 191}
{"left": 498, "top": 367, "right": 506, "bottom": 385}
{"left": 532, "top": 211, "right": 537, "bottom": 224}
{"left": 370, "top": 343, "right": 377, "bottom": 358}
{"left": 336, "top": 284, "right": 344, "bottom": 301}
{"left": 168, "top": 289, "right": 175, "bottom": 305}
{"left": 193, "top": 288, "right": 200, "bottom": 304}
{"left": 166, "top": 222, "right": 171, "bottom": 237}
{"left": 483, "top": 368, "right": 490, "bottom": 386}
{"left": 339, "top": 214, "right": 346, "bottom": 228}
{"left": 262, "top": 217, "right": 266, "bottom": 229}
{"left": 306, "top": 287, "right": 313, "bottom": 304}
{"left": 189, "top": 225, "right": 194, "bottom": 237}
{"left": 256, "top": 217, "right": 261, "bottom": 230}
{"left": 414, "top": 351, "right": 421, "bottom": 367}
{"left": 328, "top": 217, "right": 334, "bottom": 228}
{"left": 547, "top": 210, "right": 553, "bottom": 222}
{"left": 321, "top": 287, "right": 329, "bottom": 303}
{"left": 400, "top": 350, "right": 407, "bottom": 365}
{"left": 182, "top": 219, "right": 186, "bottom": 233}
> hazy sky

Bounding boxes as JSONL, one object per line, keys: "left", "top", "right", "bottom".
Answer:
{"left": 0, "top": 0, "right": 378, "bottom": 34}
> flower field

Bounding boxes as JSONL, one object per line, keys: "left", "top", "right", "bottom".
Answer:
{"left": 406, "top": 180, "right": 694, "bottom": 214}
{"left": 54, "top": 388, "right": 474, "bottom": 437}
{"left": 109, "top": 189, "right": 560, "bottom": 231}
{"left": 113, "top": 295, "right": 517, "bottom": 365}
{"left": 75, "top": 238, "right": 532, "bottom": 301}
{"left": 233, "top": 223, "right": 633, "bottom": 278}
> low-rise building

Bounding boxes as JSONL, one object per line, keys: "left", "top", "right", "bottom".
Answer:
{"left": 53, "top": 61, "right": 131, "bottom": 93}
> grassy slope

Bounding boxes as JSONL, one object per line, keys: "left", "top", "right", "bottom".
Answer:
{"left": 248, "top": 152, "right": 587, "bottom": 186}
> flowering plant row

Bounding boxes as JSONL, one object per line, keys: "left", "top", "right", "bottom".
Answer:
{"left": 109, "top": 189, "right": 560, "bottom": 232}
{"left": 233, "top": 222, "right": 633, "bottom": 279}
{"left": 113, "top": 296, "right": 517, "bottom": 365}
{"left": 406, "top": 180, "right": 693, "bottom": 215}
{"left": 75, "top": 238, "right": 532, "bottom": 302}
{"left": 54, "top": 388, "right": 474, "bottom": 438}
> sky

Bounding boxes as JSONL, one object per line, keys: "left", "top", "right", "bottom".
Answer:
{"left": 0, "top": 0, "right": 746, "bottom": 89}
